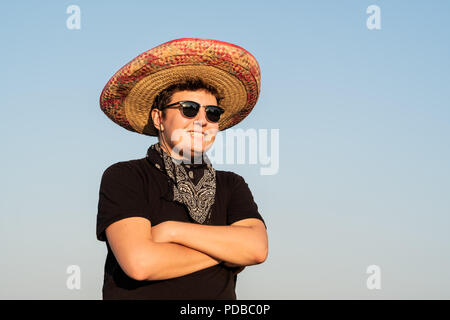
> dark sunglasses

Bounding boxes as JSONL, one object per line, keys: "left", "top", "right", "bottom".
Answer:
{"left": 159, "top": 100, "right": 225, "bottom": 123}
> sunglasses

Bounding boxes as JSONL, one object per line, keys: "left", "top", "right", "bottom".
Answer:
{"left": 159, "top": 100, "right": 225, "bottom": 123}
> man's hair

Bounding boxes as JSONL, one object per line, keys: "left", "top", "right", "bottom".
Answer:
{"left": 151, "top": 78, "right": 222, "bottom": 121}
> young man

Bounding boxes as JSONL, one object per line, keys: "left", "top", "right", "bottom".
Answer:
{"left": 97, "top": 38, "right": 268, "bottom": 299}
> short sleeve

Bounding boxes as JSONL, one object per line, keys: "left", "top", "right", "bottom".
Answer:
{"left": 96, "top": 162, "right": 150, "bottom": 241}
{"left": 226, "top": 173, "right": 267, "bottom": 229}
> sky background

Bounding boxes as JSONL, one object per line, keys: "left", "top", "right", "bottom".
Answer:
{"left": 1, "top": 0, "right": 449, "bottom": 299}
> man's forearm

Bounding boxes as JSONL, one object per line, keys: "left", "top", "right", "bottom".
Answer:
{"left": 142, "top": 241, "right": 220, "bottom": 281}
{"left": 170, "top": 222, "right": 267, "bottom": 266}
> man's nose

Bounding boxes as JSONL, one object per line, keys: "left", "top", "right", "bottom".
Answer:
{"left": 193, "top": 106, "right": 208, "bottom": 126}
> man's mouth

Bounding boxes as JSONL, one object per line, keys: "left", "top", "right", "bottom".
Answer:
{"left": 188, "top": 131, "right": 206, "bottom": 137}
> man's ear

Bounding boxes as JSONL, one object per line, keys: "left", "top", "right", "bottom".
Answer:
{"left": 151, "top": 108, "right": 164, "bottom": 131}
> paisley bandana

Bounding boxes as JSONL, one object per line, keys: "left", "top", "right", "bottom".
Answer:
{"left": 149, "top": 142, "right": 216, "bottom": 224}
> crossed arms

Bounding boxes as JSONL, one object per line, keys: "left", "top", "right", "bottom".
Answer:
{"left": 105, "top": 217, "right": 268, "bottom": 281}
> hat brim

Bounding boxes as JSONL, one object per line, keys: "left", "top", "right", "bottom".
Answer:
{"left": 100, "top": 38, "right": 261, "bottom": 137}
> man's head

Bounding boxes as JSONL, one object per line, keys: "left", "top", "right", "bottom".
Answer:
{"left": 150, "top": 78, "right": 223, "bottom": 161}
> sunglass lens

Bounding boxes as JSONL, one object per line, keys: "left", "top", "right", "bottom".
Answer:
{"left": 180, "top": 102, "right": 200, "bottom": 118}
{"left": 206, "top": 106, "right": 224, "bottom": 123}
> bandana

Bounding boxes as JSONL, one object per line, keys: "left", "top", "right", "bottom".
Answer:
{"left": 147, "top": 142, "right": 216, "bottom": 224}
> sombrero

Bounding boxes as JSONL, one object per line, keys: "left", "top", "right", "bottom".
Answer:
{"left": 99, "top": 38, "right": 261, "bottom": 136}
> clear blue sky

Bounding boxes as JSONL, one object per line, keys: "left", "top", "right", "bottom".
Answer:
{"left": 1, "top": 0, "right": 449, "bottom": 299}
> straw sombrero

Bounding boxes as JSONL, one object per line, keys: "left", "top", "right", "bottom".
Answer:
{"left": 99, "top": 38, "right": 261, "bottom": 136}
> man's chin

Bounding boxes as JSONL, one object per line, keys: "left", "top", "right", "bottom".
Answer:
{"left": 187, "top": 142, "right": 212, "bottom": 153}
{"left": 172, "top": 142, "right": 212, "bottom": 162}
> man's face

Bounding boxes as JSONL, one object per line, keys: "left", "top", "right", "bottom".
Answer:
{"left": 151, "top": 89, "right": 220, "bottom": 161}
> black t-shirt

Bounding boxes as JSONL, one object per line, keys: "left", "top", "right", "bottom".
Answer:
{"left": 96, "top": 146, "right": 267, "bottom": 300}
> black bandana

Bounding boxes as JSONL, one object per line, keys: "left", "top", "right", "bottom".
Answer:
{"left": 146, "top": 142, "right": 216, "bottom": 224}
